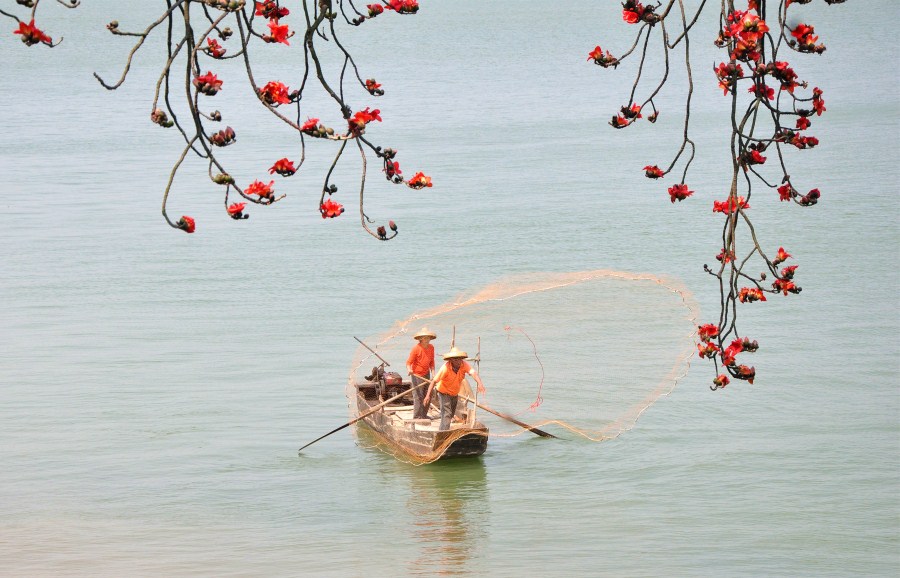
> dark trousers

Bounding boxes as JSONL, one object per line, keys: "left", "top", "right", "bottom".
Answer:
{"left": 437, "top": 391, "right": 458, "bottom": 431}
{"left": 411, "top": 374, "right": 429, "bottom": 419}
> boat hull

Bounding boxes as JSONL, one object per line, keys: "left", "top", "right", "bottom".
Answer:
{"left": 355, "top": 382, "right": 488, "bottom": 460}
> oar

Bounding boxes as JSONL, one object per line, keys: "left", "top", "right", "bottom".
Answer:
{"left": 297, "top": 378, "right": 433, "bottom": 454}
{"left": 459, "top": 395, "right": 558, "bottom": 439}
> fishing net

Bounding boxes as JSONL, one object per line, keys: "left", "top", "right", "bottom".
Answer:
{"left": 347, "top": 270, "right": 699, "bottom": 464}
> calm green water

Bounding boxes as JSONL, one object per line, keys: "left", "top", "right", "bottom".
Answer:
{"left": 2, "top": 1, "right": 898, "bottom": 576}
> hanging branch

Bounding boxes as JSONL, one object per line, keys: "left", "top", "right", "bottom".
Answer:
{"left": 5, "top": 0, "right": 432, "bottom": 235}
{"left": 588, "top": 0, "right": 844, "bottom": 389}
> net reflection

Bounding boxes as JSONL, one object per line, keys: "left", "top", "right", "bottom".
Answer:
{"left": 404, "top": 459, "right": 488, "bottom": 577}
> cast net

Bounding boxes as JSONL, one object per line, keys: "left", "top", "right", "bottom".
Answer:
{"left": 347, "top": 270, "right": 699, "bottom": 464}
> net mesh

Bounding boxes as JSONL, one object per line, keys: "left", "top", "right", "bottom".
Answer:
{"left": 347, "top": 270, "right": 699, "bottom": 464}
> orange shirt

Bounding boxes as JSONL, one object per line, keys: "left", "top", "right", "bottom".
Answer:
{"left": 433, "top": 360, "right": 471, "bottom": 397}
{"left": 406, "top": 342, "right": 435, "bottom": 376}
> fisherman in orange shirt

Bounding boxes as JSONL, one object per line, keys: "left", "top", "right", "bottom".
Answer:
{"left": 424, "top": 346, "right": 486, "bottom": 431}
{"left": 406, "top": 327, "right": 436, "bottom": 419}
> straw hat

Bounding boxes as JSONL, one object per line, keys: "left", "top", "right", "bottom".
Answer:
{"left": 413, "top": 327, "right": 437, "bottom": 340}
{"left": 442, "top": 347, "right": 468, "bottom": 360}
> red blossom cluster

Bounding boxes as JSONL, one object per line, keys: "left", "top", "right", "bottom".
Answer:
{"left": 385, "top": 0, "right": 419, "bottom": 14}
{"left": 587, "top": 45, "right": 619, "bottom": 68}
{"left": 621, "top": 1, "right": 659, "bottom": 25}
{"left": 263, "top": 18, "right": 291, "bottom": 45}
{"left": 668, "top": 183, "right": 693, "bottom": 203}
{"left": 718, "top": 9, "right": 769, "bottom": 62}
{"left": 205, "top": 38, "right": 226, "bottom": 58}
{"left": 255, "top": 0, "right": 289, "bottom": 20}
{"left": 790, "top": 23, "right": 826, "bottom": 54}
{"left": 244, "top": 180, "right": 275, "bottom": 201}
{"left": 714, "top": 62, "right": 744, "bottom": 95}
{"left": 407, "top": 172, "right": 432, "bottom": 190}
{"left": 738, "top": 287, "right": 766, "bottom": 303}
{"left": 193, "top": 72, "right": 223, "bottom": 96}
{"left": 14, "top": 19, "right": 52, "bottom": 46}
{"left": 348, "top": 107, "right": 382, "bottom": 133}
{"left": 643, "top": 165, "right": 664, "bottom": 179}
{"left": 258, "top": 81, "right": 292, "bottom": 106}
{"left": 365, "top": 78, "right": 384, "bottom": 96}
{"left": 712, "top": 196, "right": 750, "bottom": 214}
{"left": 268, "top": 158, "right": 296, "bottom": 177}
{"left": 227, "top": 202, "right": 248, "bottom": 220}
{"left": 178, "top": 215, "right": 196, "bottom": 234}
{"left": 320, "top": 198, "right": 344, "bottom": 219}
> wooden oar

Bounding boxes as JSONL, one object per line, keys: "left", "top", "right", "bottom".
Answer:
{"left": 459, "top": 395, "right": 558, "bottom": 439}
{"left": 297, "top": 378, "right": 432, "bottom": 454}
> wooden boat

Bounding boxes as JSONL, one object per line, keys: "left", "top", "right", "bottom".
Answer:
{"left": 354, "top": 372, "right": 489, "bottom": 460}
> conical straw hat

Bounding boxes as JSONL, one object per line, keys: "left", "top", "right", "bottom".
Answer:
{"left": 413, "top": 327, "right": 437, "bottom": 340}
{"left": 442, "top": 347, "right": 468, "bottom": 360}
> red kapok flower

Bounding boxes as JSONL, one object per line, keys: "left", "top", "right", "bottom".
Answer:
{"left": 791, "top": 23, "right": 816, "bottom": 42}
{"left": 365, "top": 78, "right": 382, "bottom": 94}
{"left": 668, "top": 183, "right": 694, "bottom": 203}
{"left": 622, "top": 1, "right": 645, "bottom": 24}
{"left": 320, "top": 198, "right": 344, "bottom": 219}
{"left": 227, "top": 202, "right": 247, "bottom": 219}
{"left": 777, "top": 183, "right": 794, "bottom": 201}
{"left": 588, "top": 45, "right": 619, "bottom": 68}
{"left": 384, "top": 160, "right": 402, "bottom": 178}
{"left": 269, "top": 158, "right": 296, "bottom": 176}
{"left": 773, "top": 279, "right": 798, "bottom": 295}
{"left": 748, "top": 83, "right": 775, "bottom": 101}
{"left": 735, "top": 364, "right": 756, "bottom": 384}
{"left": 367, "top": 3, "right": 384, "bottom": 16}
{"left": 713, "top": 196, "right": 750, "bottom": 213}
{"left": 407, "top": 172, "right": 432, "bottom": 189}
{"left": 14, "top": 19, "right": 52, "bottom": 46}
{"left": 258, "top": 81, "right": 292, "bottom": 105}
{"left": 724, "top": 338, "right": 744, "bottom": 361}
{"left": 796, "top": 117, "right": 811, "bottom": 130}
{"left": 385, "top": 0, "right": 419, "bottom": 14}
{"left": 781, "top": 265, "right": 799, "bottom": 279}
{"left": 698, "top": 323, "right": 720, "bottom": 341}
{"left": 178, "top": 215, "right": 196, "bottom": 233}
{"left": 714, "top": 62, "right": 744, "bottom": 95}
{"left": 255, "top": 1, "right": 290, "bottom": 20}
{"left": 205, "top": 38, "right": 226, "bottom": 58}
{"left": 744, "top": 149, "right": 767, "bottom": 165}
{"left": 643, "top": 165, "right": 664, "bottom": 179}
{"left": 697, "top": 341, "right": 721, "bottom": 359}
{"left": 812, "top": 87, "right": 826, "bottom": 116}
{"left": 712, "top": 374, "right": 730, "bottom": 389}
{"left": 716, "top": 248, "right": 735, "bottom": 263}
{"left": 349, "top": 107, "right": 382, "bottom": 132}
{"left": 245, "top": 180, "right": 275, "bottom": 199}
{"left": 738, "top": 287, "right": 767, "bottom": 303}
{"left": 193, "top": 71, "right": 223, "bottom": 96}
{"left": 301, "top": 117, "right": 320, "bottom": 133}
{"left": 264, "top": 19, "right": 291, "bottom": 45}
{"left": 774, "top": 246, "right": 791, "bottom": 264}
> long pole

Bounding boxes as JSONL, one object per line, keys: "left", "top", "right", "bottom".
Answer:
{"left": 298, "top": 378, "right": 433, "bottom": 454}
{"left": 353, "top": 336, "right": 391, "bottom": 367}
{"left": 471, "top": 336, "right": 480, "bottom": 426}
{"left": 459, "top": 395, "right": 558, "bottom": 438}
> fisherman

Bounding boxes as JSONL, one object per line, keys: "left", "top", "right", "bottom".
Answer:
{"left": 406, "top": 327, "right": 436, "bottom": 419}
{"left": 424, "top": 346, "right": 486, "bottom": 431}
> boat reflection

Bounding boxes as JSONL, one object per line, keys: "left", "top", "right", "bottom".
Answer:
{"left": 403, "top": 459, "right": 488, "bottom": 577}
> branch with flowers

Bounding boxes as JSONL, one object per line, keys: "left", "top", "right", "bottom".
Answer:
{"left": 4, "top": 0, "right": 431, "bottom": 239}
{"left": 588, "top": 0, "right": 843, "bottom": 389}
